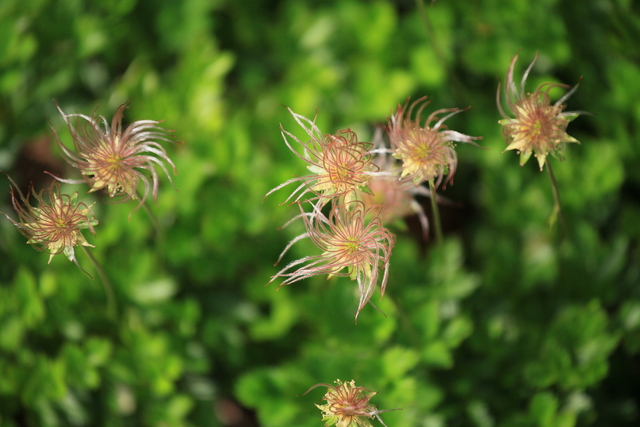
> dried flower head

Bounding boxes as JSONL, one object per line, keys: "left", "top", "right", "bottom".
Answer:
{"left": 497, "top": 52, "right": 582, "bottom": 170}
{"left": 301, "top": 379, "right": 399, "bottom": 427}
{"left": 269, "top": 201, "right": 395, "bottom": 321}
{"left": 265, "top": 108, "right": 377, "bottom": 206}
{"left": 0, "top": 172, "right": 98, "bottom": 272}
{"left": 358, "top": 131, "right": 430, "bottom": 239}
{"left": 50, "top": 101, "right": 180, "bottom": 214}
{"left": 359, "top": 174, "right": 428, "bottom": 230}
{"left": 387, "top": 96, "right": 480, "bottom": 187}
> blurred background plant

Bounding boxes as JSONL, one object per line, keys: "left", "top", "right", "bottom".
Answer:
{"left": 0, "top": 0, "right": 638, "bottom": 426}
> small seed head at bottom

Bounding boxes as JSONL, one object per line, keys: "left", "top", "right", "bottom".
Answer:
{"left": 301, "top": 379, "right": 400, "bottom": 427}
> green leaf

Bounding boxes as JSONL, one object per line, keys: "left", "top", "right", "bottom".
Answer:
{"left": 85, "top": 337, "right": 112, "bottom": 367}
{"left": 14, "top": 267, "right": 45, "bottom": 328}
{"left": 442, "top": 316, "right": 474, "bottom": 348}
{"left": 422, "top": 341, "right": 453, "bottom": 368}
{"left": 381, "top": 346, "right": 419, "bottom": 379}
{"left": 129, "top": 278, "right": 177, "bottom": 305}
{"left": 530, "top": 392, "right": 558, "bottom": 427}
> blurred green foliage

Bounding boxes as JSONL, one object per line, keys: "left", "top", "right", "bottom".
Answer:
{"left": 1, "top": 0, "right": 639, "bottom": 426}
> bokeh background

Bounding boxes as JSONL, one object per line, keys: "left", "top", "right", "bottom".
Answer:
{"left": 1, "top": 0, "right": 639, "bottom": 426}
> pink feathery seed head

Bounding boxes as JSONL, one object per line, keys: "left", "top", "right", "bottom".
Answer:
{"left": 264, "top": 107, "right": 377, "bottom": 206}
{"left": 359, "top": 175, "right": 430, "bottom": 241}
{"left": 387, "top": 96, "right": 481, "bottom": 187}
{"left": 497, "top": 52, "right": 582, "bottom": 171}
{"left": 321, "top": 130, "right": 374, "bottom": 194}
{"left": 49, "top": 100, "right": 181, "bottom": 216}
{"left": 359, "top": 175, "right": 416, "bottom": 223}
{"left": 300, "top": 379, "right": 401, "bottom": 427}
{"left": 268, "top": 200, "right": 395, "bottom": 321}
{"left": 0, "top": 171, "right": 99, "bottom": 274}
{"left": 357, "top": 137, "right": 431, "bottom": 240}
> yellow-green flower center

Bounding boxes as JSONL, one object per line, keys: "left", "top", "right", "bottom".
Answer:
{"left": 108, "top": 155, "right": 123, "bottom": 166}
{"left": 330, "top": 164, "right": 353, "bottom": 183}
{"left": 344, "top": 238, "right": 360, "bottom": 254}
{"left": 531, "top": 119, "right": 542, "bottom": 136}
{"left": 54, "top": 217, "right": 69, "bottom": 228}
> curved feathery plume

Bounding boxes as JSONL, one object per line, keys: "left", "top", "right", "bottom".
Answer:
{"left": 49, "top": 101, "right": 180, "bottom": 215}
{"left": 268, "top": 200, "right": 395, "bottom": 322}
{"left": 0, "top": 172, "right": 98, "bottom": 275}
{"left": 265, "top": 108, "right": 378, "bottom": 206}
{"left": 387, "top": 96, "right": 480, "bottom": 187}
{"left": 301, "top": 379, "right": 401, "bottom": 427}
{"left": 497, "top": 52, "right": 582, "bottom": 170}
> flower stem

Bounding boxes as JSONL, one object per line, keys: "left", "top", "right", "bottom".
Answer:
{"left": 136, "top": 190, "right": 167, "bottom": 251}
{"left": 415, "top": 0, "right": 466, "bottom": 104}
{"left": 136, "top": 190, "right": 160, "bottom": 231}
{"left": 81, "top": 246, "right": 117, "bottom": 320}
{"left": 546, "top": 161, "right": 566, "bottom": 234}
{"left": 428, "top": 179, "right": 444, "bottom": 245}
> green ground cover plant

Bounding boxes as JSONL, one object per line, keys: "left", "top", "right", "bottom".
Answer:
{"left": 0, "top": 0, "right": 639, "bottom": 426}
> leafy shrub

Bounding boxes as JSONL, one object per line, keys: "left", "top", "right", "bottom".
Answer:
{"left": 0, "top": 0, "right": 638, "bottom": 426}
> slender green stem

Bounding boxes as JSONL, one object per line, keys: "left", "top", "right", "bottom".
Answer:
{"left": 415, "top": 0, "right": 467, "bottom": 105}
{"left": 415, "top": 0, "right": 444, "bottom": 61}
{"left": 136, "top": 190, "right": 160, "bottom": 231}
{"left": 81, "top": 246, "right": 117, "bottom": 320}
{"left": 546, "top": 161, "right": 567, "bottom": 234}
{"left": 428, "top": 180, "right": 444, "bottom": 245}
{"left": 135, "top": 191, "right": 166, "bottom": 253}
